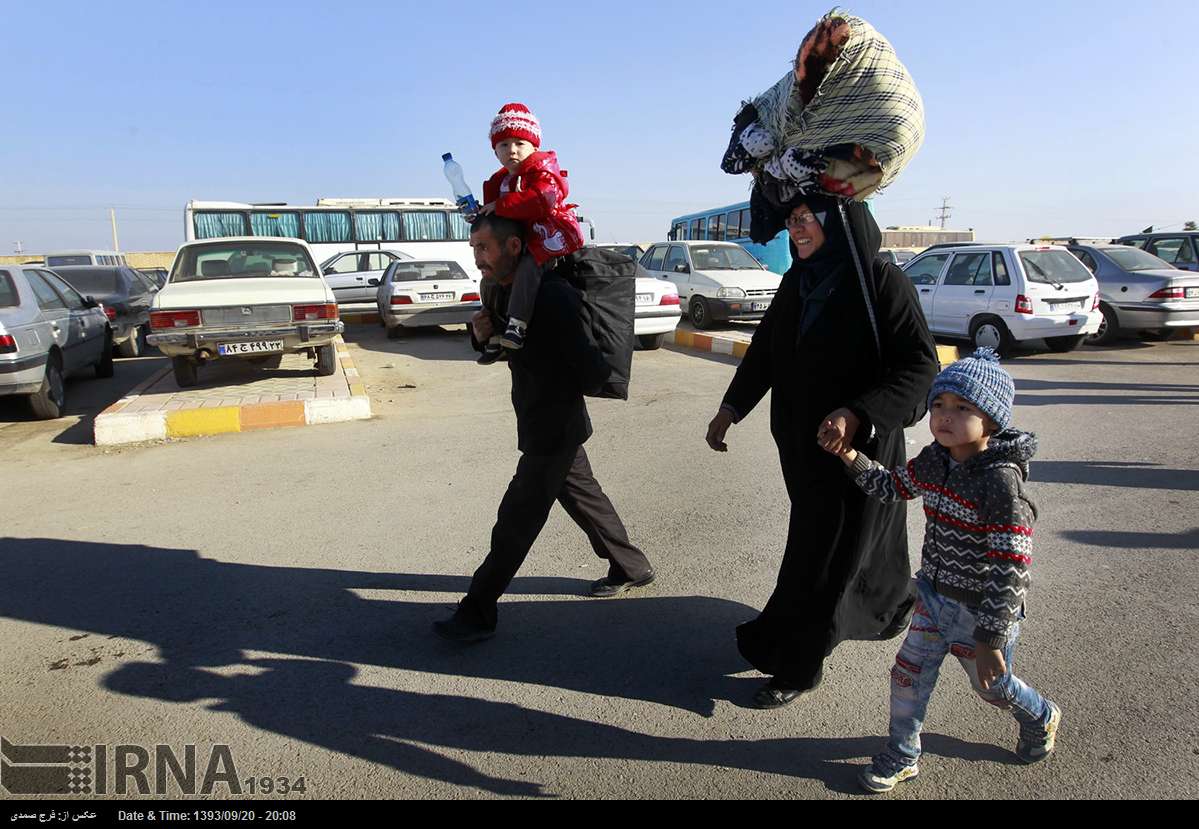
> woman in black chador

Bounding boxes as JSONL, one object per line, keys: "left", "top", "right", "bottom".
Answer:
{"left": 705, "top": 194, "right": 939, "bottom": 709}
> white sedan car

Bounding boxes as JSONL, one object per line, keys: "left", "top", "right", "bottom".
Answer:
{"left": 147, "top": 238, "right": 344, "bottom": 387}
{"left": 373, "top": 259, "right": 481, "bottom": 339}
{"left": 593, "top": 244, "right": 681, "bottom": 350}
{"left": 639, "top": 241, "right": 780, "bottom": 330}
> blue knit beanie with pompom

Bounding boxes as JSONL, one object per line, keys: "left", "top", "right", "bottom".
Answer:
{"left": 927, "top": 348, "right": 1015, "bottom": 430}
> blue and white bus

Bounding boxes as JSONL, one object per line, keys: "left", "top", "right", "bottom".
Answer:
{"left": 668, "top": 201, "right": 792, "bottom": 275}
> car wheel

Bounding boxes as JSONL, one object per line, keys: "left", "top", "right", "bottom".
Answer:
{"left": 94, "top": 330, "right": 115, "bottom": 378}
{"left": 116, "top": 325, "right": 143, "bottom": 358}
{"left": 1045, "top": 334, "right": 1087, "bottom": 353}
{"left": 386, "top": 324, "right": 406, "bottom": 340}
{"left": 28, "top": 355, "right": 65, "bottom": 420}
{"left": 172, "top": 356, "right": 198, "bottom": 388}
{"left": 690, "top": 297, "right": 712, "bottom": 330}
{"left": 315, "top": 343, "right": 338, "bottom": 376}
{"left": 637, "top": 333, "right": 665, "bottom": 350}
{"left": 969, "top": 316, "right": 1013, "bottom": 356}
{"left": 1087, "top": 304, "right": 1120, "bottom": 346}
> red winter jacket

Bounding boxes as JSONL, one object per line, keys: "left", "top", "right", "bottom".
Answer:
{"left": 483, "top": 151, "right": 585, "bottom": 265}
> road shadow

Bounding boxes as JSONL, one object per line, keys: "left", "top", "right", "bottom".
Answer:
{"left": 343, "top": 323, "right": 479, "bottom": 364}
{"left": 1014, "top": 376, "right": 1199, "bottom": 408}
{"left": 1032, "top": 460, "right": 1199, "bottom": 492}
{"left": 1060, "top": 527, "right": 1199, "bottom": 551}
{"left": 0, "top": 537, "right": 1015, "bottom": 796}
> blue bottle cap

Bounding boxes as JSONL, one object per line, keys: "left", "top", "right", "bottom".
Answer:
{"left": 442, "top": 153, "right": 453, "bottom": 161}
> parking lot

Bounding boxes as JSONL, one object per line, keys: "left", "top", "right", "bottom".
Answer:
{"left": 1, "top": 325, "right": 1198, "bottom": 799}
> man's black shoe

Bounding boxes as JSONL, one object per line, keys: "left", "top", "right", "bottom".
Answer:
{"left": 433, "top": 610, "right": 496, "bottom": 643}
{"left": 752, "top": 678, "right": 807, "bottom": 710}
{"left": 589, "top": 568, "right": 656, "bottom": 598}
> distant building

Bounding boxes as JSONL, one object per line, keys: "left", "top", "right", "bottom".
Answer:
{"left": 881, "top": 225, "right": 974, "bottom": 249}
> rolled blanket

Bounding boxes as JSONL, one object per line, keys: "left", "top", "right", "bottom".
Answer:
{"left": 722, "top": 8, "right": 924, "bottom": 204}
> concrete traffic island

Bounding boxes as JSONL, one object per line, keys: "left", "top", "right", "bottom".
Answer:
{"left": 667, "top": 323, "right": 962, "bottom": 366}
{"left": 94, "top": 337, "right": 371, "bottom": 445}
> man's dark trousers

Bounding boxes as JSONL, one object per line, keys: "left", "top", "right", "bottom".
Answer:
{"left": 461, "top": 444, "right": 653, "bottom": 629}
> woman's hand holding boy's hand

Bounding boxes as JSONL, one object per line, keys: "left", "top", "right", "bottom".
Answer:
{"left": 817, "top": 408, "right": 860, "bottom": 456}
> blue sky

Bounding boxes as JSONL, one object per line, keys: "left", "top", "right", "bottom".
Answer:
{"left": 3, "top": 0, "right": 1195, "bottom": 252}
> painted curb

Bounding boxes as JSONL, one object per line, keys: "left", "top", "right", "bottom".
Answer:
{"left": 666, "top": 329, "right": 961, "bottom": 366}
{"left": 94, "top": 338, "right": 372, "bottom": 446}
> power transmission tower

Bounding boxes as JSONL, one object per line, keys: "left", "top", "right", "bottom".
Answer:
{"left": 13, "top": 241, "right": 24, "bottom": 255}
{"left": 936, "top": 197, "right": 953, "bottom": 230}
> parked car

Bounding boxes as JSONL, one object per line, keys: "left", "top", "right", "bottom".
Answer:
{"left": 139, "top": 267, "right": 169, "bottom": 288}
{"left": 639, "top": 241, "right": 779, "bottom": 330}
{"left": 1, "top": 265, "right": 113, "bottom": 419}
{"left": 902, "top": 244, "right": 1101, "bottom": 354}
{"left": 1067, "top": 243, "right": 1199, "bottom": 345}
{"left": 593, "top": 244, "right": 681, "bottom": 350}
{"left": 51, "top": 265, "right": 157, "bottom": 357}
{"left": 320, "top": 249, "right": 413, "bottom": 309}
{"left": 1114, "top": 232, "right": 1199, "bottom": 272}
{"left": 877, "top": 248, "right": 917, "bottom": 266}
{"left": 147, "top": 238, "right": 343, "bottom": 387}
{"left": 374, "top": 259, "right": 481, "bottom": 339}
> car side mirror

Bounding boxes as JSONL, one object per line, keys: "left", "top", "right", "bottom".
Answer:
{"left": 368, "top": 278, "right": 380, "bottom": 287}
{"left": 83, "top": 296, "right": 99, "bottom": 309}
{"left": 323, "top": 267, "right": 334, "bottom": 275}
{"left": 674, "top": 264, "right": 690, "bottom": 274}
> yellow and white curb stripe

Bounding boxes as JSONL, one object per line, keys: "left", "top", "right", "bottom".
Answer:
{"left": 666, "top": 329, "right": 960, "bottom": 366}
{"left": 94, "top": 338, "right": 372, "bottom": 446}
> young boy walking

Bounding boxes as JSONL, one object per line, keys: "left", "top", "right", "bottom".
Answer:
{"left": 819, "top": 348, "right": 1061, "bottom": 793}
{"left": 476, "top": 102, "right": 585, "bottom": 363}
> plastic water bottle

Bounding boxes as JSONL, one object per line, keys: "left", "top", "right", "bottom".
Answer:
{"left": 442, "top": 153, "right": 479, "bottom": 216}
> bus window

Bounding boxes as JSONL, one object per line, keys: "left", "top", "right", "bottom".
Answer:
{"left": 250, "top": 211, "right": 301, "bottom": 238}
{"left": 448, "top": 213, "right": 471, "bottom": 241}
{"left": 354, "top": 212, "right": 402, "bottom": 242}
{"left": 195, "top": 211, "right": 249, "bottom": 239}
{"left": 710, "top": 214, "right": 724, "bottom": 241}
{"left": 403, "top": 211, "right": 448, "bottom": 241}
{"left": 740, "top": 209, "right": 752, "bottom": 236}
{"left": 303, "top": 211, "right": 352, "bottom": 243}
{"left": 690, "top": 218, "right": 706, "bottom": 240}
{"left": 726, "top": 211, "right": 741, "bottom": 239}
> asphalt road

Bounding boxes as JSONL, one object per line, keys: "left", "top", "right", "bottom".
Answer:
{"left": 1, "top": 328, "right": 1197, "bottom": 800}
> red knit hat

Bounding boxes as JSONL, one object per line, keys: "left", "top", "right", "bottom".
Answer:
{"left": 489, "top": 102, "right": 542, "bottom": 148}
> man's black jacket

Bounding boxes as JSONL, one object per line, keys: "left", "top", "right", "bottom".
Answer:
{"left": 501, "top": 272, "right": 609, "bottom": 455}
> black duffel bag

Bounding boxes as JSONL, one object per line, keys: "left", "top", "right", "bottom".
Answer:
{"left": 554, "top": 247, "right": 636, "bottom": 400}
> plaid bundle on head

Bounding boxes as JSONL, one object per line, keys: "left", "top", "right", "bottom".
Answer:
{"left": 928, "top": 348, "right": 1016, "bottom": 431}
{"left": 748, "top": 8, "right": 924, "bottom": 199}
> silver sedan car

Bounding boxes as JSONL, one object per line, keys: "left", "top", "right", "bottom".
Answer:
{"left": 1, "top": 265, "right": 113, "bottom": 418}
{"left": 1068, "top": 243, "right": 1199, "bottom": 344}
{"left": 373, "top": 259, "right": 481, "bottom": 339}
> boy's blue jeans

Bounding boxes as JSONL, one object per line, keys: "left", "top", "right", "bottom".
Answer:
{"left": 877, "top": 575, "right": 1052, "bottom": 772}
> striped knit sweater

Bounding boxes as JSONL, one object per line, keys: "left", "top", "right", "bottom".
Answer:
{"left": 848, "top": 429, "right": 1039, "bottom": 647}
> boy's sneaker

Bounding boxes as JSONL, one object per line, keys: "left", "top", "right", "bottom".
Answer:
{"left": 858, "top": 760, "right": 919, "bottom": 794}
{"left": 500, "top": 319, "right": 526, "bottom": 350}
{"left": 477, "top": 343, "right": 504, "bottom": 365}
{"left": 1016, "top": 701, "right": 1061, "bottom": 764}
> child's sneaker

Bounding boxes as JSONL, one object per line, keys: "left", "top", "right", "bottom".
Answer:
{"left": 1016, "top": 700, "right": 1061, "bottom": 764}
{"left": 477, "top": 339, "right": 505, "bottom": 365}
{"left": 500, "top": 318, "right": 527, "bottom": 350}
{"left": 858, "top": 759, "right": 918, "bottom": 794}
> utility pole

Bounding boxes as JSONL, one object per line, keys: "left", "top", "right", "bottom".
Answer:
{"left": 13, "top": 241, "right": 23, "bottom": 255}
{"left": 110, "top": 208, "right": 121, "bottom": 252}
{"left": 936, "top": 197, "right": 953, "bottom": 230}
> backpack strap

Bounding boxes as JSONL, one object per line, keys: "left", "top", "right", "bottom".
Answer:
{"left": 836, "top": 199, "right": 882, "bottom": 361}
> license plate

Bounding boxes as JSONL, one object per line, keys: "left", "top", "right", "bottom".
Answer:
{"left": 420, "top": 292, "right": 454, "bottom": 302}
{"left": 218, "top": 340, "right": 284, "bottom": 355}
{"left": 636, "top": 293, "right": 653, "bottom": 305}
{"left": 1187, "top": 287, "right": 1199, "bottom": 298}
{"left": 751, "top": 301, "right": 770, "bottom": 311}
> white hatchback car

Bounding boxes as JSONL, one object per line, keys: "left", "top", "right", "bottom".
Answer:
{"left": 320, "top": 249, "right": 412, "bottom": 310}
{"left": 374, "top": 259, "right": 481, "bottom": 338}
{"left": 903, "top": 244, "right": 1101, "bottom": 354}
{"left": 639, "top": 241, "right": 780, "bottom": 330}
{"left": 592, "top": 245, "right": 681, "bottom": 350}
{"left": 147, "top": 238, "right": 344, "bottom": 387}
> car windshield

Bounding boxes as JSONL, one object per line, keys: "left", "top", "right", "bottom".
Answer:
{"left": 390, "top": 261, "right": 467, "bottom": 282}
{"left": 0, "top": 271, "right": 16, "bottom": 307}
{"left": 691, "top": 245, "right": 761, "bottom": 270}
{"left": 601, "top": 245, "right": 643, "bottom": 260}
{"left": 172, "top": 243, "right": 317, "bottom": 283}
{"left": 1018, "top": 250, "right": 1093, "bottom": 284}
{"left": 1103, "top": 247, "right": 1174, "bottom": 272}
{"left": 895, "top": 250, "right": 915, "bottom": 264}
{"left": 52, "top": 268, "right": 122, "bottom": 295}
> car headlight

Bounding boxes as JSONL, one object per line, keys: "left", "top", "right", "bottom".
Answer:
{"left": 716, "top": 287, "right": 747, "bottom": 299}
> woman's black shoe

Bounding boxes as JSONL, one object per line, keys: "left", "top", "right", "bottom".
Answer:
{"left": 752, "top": 680, "right": 805, "bottom": 710}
